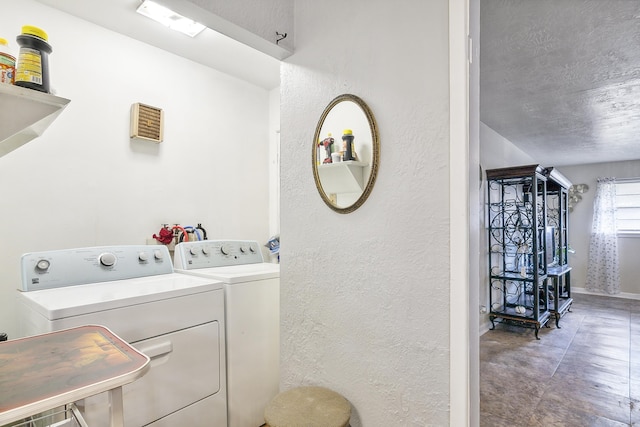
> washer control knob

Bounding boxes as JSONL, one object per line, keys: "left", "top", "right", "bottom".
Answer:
{"left": 220, "top": 244, "right": 230, "bottom": 255}
{"left": 99, "top": 252, "right": 117, "bottom": 267}
{"left": 249, "top": 244, "right": 257, "bottom": 253}
{"left": 35, "top": 259, "right": 50, "bottom": 272}
{"left": 190, "top": 247, "right": 199, "bottom": 256}
{"left": 240, "top": 245, "right": 248, "bottom": 253}
{"left": 154, "top": 250, "right": 164, "bottom": 260}
{"left": 202, "top": 247, "right": 210, "bottom": 255}
{"left": 138, "top": 252, "right": 149, "bottom": 262}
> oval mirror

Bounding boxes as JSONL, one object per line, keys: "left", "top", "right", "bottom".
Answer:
{"left": 312, "top": 94, "right": 380, "bottom": 213}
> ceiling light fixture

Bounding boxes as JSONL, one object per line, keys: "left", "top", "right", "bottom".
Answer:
{"left": 136, "top": 0, "right": 206, "bottom": 37}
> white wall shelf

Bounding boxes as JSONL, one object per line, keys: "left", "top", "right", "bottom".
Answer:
{"left": 317, "top": 160, "right": 368, "bottom": 194}
{"left": 0, "top": 84, "right": 70, "bottom": 158}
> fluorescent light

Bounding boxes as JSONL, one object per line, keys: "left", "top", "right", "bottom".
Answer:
{"left": 136, "top": 0, "right": 206, "bottom": 37}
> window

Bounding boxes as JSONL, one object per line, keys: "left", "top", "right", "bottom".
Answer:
{"left": 616, "top": 180, "right": 640, "bottom": 233}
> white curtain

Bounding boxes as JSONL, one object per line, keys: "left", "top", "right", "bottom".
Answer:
{"left": 586, "top": 178, "right": 620, "bottom": 294}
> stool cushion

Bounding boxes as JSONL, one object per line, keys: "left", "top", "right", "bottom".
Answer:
{"left": 264, "top": 386, "right": 351, "bottom": 427}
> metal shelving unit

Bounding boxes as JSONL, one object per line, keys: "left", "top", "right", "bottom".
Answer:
{"left": 544, "top": 167, "right": 573, "bottom": 327}
{"left": 486, "top": 165, "right": 550, "bottom": 339}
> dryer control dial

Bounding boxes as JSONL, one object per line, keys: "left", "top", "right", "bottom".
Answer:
{"left": 35, "top": 259, "right": 50, "bottom": 272}
{"left": 138, "top": 252, "right": 149, "bottom": 262}
{"left": 154, "top": 250, "right": 164, "bottom": 260}
{"left": 99, "top": 252, "right": 117, "bottom": 267}
{"left": 220, "top": 244, "right": 230, "bottom": 255}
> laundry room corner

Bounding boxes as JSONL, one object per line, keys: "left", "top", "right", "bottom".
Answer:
{"left": 0, "top": 0, "right": 275, "bottom": 340}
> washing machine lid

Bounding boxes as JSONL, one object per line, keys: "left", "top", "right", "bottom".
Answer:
{"left": 175, "top": 263, "right": 280, "bottom": 284}
{"left": 18, "top": 273, "right": 223, "bottom": 320}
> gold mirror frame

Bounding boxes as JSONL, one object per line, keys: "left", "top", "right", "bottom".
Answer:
{"left": 312, "top": 94, "right": 380, "bottom": 214}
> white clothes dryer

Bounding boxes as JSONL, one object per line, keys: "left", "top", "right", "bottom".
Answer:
{"left": 17, "top": 245, "right": 227, "bottom": 427}
{"left": 174, "top": 240, "right": 280, "bottom": 427}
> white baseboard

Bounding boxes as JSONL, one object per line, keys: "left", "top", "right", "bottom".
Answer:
{"left": 572, "top": 287, "right": 640, "bottom": 301}
{"left": 480, "top": 318, "right": 492, "bottom": 336}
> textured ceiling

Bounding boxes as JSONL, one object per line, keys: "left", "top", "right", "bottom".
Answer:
{"left": 481, "top": 0, "right": 640, "bottom": 166}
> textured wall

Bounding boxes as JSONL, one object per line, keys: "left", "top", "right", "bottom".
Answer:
{"left": 280, "top": 1, "right": 451, "bottom": 425}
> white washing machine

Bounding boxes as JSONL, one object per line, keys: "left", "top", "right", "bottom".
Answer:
{"left": 17, "top": 245, "right": 227, "bottom": 427}
{"left": 174, "top": 240, "right": 280, "bottom": 427}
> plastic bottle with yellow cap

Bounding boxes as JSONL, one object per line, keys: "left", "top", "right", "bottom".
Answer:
{"left": 15, "top": 25, "right": 52, "bottom": 93}
{"left": 342, "top": 129, "right": 356, "bottom": 161}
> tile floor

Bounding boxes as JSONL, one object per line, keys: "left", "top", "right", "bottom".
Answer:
{"left": 480, "top": 293, "right": 640, "bottom": 426}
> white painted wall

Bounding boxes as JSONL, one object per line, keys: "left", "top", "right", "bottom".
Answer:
{"left": 268, "top": 87, "right": 280, "bottom": 258}
{"left": 480, "top": 122, "right": 536, "bottom": 170}
{"left": 280, "top": 1, "right": 452, "bottom": 425}
{"left": 0, "top": 1, "right": 272, "bottom": 338}
{"left": 557, "top": 160, "right": 640, "bottom": 297}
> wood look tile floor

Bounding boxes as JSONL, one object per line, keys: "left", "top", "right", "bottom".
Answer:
{"left": 480, "top": 293, "right": 640, "bottom": 427}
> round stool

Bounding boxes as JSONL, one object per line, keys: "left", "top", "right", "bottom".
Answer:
{"left": 264, "top": 386, "right": 351, "bottom": 427}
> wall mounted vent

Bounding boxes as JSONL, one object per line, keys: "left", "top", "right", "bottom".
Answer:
{"left": 130, "top": 103, "right": 163, "bottom": 142}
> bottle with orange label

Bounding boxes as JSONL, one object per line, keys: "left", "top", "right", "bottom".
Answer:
{"left": 15, "top": 25, "right": 52, "bottom": 93}
{"left": 0, "top": 38, "right": 15, "bottom": 85}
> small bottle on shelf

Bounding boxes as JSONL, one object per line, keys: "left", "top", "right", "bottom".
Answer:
{"left": 0, "top": 37, "right": 15, "bottom": 85}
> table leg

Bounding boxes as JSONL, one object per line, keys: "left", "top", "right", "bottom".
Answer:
{"left": 70, "top": 404, "right": 89, "bottom": 427}
{"left": 109, "top": 387, "right": 124, "bottom": 427}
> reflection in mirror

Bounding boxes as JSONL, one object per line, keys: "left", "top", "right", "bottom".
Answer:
{"left": 312, "top": 94, "right": 379, "bottom": 213}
